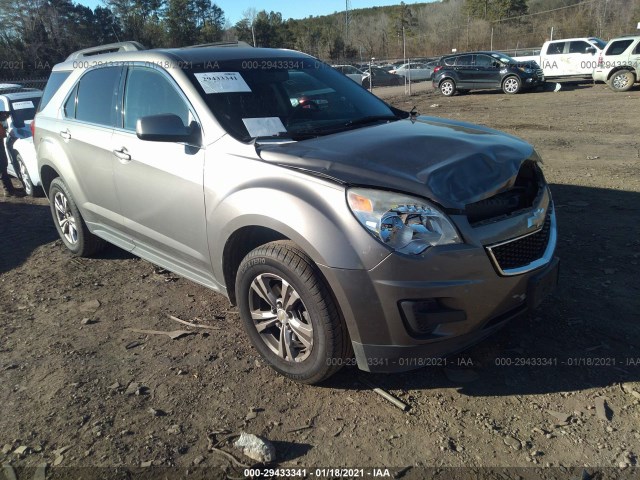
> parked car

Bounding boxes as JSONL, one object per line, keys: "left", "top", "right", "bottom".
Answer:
{"left": 433, "top": 51, "right": 545, "bottom": 96}
{"left": 513, "top": 37, "right": 606, "bottom": 79}
{"left": 378, "top": 64, "right": 397, "bottom": 72}
{"left": 592, "top": 35, "right": 640, "bottom": 92}
{"left": 36, "top": 41, "right": 558, "bottom": 384}
{"left": 389, "top": 62, "right": 432, "bottom": 81}
{"left": 0, "top": 88, "right": 43, "bottom": 196}
{"left": 331, "top": 64, "right": 365, "bottom": 83}
{"left": 423, "top": 60, "right": 439, "bottom": 81}
{"left": 362, "top": 66, "right": 403, "bottom": 87}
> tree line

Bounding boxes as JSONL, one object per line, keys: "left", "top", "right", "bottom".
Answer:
{"left": 1, "top": 0, "right": 639, "bottom": 79}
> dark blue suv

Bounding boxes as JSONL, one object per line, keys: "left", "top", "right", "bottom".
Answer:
{"left": 432, "top": 51, "right": 545, "bottom": 96}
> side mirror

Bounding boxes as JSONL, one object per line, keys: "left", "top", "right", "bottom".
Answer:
{"left": 586, "top": 47, "right": 597, "bottom": 54}
{"left": 136, "top": 114, "right": 201, "bottom": 145}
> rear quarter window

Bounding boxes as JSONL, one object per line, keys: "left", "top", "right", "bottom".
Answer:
{"left": 38, "top": 71, "right": 71, "bottom": 112}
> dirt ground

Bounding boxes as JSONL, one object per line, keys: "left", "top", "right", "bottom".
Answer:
{"left": 1, "top": 81, "right": 639, "bottom": 480}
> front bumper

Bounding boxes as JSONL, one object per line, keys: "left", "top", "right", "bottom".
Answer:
{"left": 592, "top": 69, "right": 608, "bottom": 83}
{"left": 319, "top": 202, "right": 559, "bottom": 373}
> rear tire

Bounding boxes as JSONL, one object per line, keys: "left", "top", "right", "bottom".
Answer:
{"left": 608, "top": 70, "right": 634, "bottom": 92}
{"left": 236, "top": 241, "right": 350, "bottom": 384}
{"left": 440, "top": 79, "right": 456, "bottom": 96}
{"left": 49, "top": 178, "right": 105, "bottom": 256}
{"left": 17, "top": 154, "right": 43, "bottom": 197}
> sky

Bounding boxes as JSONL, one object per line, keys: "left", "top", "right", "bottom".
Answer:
{"left": 75, "top": 0, "right": 430, "bottom": 25}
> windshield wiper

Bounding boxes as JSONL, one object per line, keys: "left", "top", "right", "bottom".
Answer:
{"left": 344, "top": 115, "right": 400, "bottom": 128}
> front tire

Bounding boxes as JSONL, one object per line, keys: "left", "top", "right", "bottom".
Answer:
{"left": 49, "top": 178, "right": 105, "bottom": 256}
{"left": 236, "top": 241, "right": 350, "bottom": 384}
{"left": 17, "top": 154, "right": 43, "bottom": 197}
{"left": 609, "top": 70, "right": 634, "bottom": 92}
{"left": 502, "top": 76, "right": 521, "bottom": 94}
{"left": 440, "top": 79, "right": 456, "bottom": 96}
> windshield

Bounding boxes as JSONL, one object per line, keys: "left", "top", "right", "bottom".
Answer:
{"left": 490, "top": 52, "right": 518, "bottom": 64}
{"left": 9, "top": 96, "right": 40, "bottom": 128}
{"left": 589, "top": 38, "right": 607, "bottom": 49}
{"left": 185, "top": 57, "right": 399, "bottom": 142}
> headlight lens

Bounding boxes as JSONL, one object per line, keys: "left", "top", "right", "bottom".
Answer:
{"left": 347, "top": 188, "right": 461, "bottom": 255}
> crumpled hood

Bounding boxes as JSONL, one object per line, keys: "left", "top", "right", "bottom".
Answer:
{"left": 257, "top": 116, "right": 534, "bottom": 210}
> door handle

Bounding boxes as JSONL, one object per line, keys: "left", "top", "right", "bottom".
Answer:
{"left": 113, "top": 147, "right": 131, "bottom": 162}
{"left": 59, "top": 129, "right": 71, "bottom": 140}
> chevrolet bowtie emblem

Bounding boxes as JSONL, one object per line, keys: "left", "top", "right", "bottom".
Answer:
{"left": 527, "top": 207, "right": 545, "bottom": 229}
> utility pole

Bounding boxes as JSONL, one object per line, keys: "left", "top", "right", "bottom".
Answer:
{"left": 345, "top": 0, "right": 351, "bottom": 45}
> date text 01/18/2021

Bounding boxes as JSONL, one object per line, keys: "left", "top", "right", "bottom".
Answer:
{"left": 326, "top": 357, "right": 473, "bottom": 368}
{"left": 243, "top": 468, "right": 392, "bottom": 477}
{"left": 494, "top": 357, "right": 640, "bottom": 367}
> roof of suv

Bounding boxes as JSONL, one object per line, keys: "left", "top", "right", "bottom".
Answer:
{"left": 54, "top": 42, "right": 311, "bottom": 72}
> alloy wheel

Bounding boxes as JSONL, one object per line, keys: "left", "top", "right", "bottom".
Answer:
{"left": 248, "top": 273, "right": 313, "bottom": 362}
{"left": 53, "top": 191, "right": 78, "bottom": 245}
{"left": 504, "top": 77, "right": 520, "bottom": 93}
{"left": 18, "top": 160, "right": 32, "bottom": 196}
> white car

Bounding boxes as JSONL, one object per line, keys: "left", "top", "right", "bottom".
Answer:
{"left": 389, "top": 63, "right": 431, "bottom": 81}
{"left": 331, "top": 64, "right": 366, "bottom": 83}
{"left": 1, "top": 88, "right": 43, "bottom": 196}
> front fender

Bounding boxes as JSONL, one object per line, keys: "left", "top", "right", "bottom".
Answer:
{"left": 204, "top": 152, "right": 391, "bottom": 286}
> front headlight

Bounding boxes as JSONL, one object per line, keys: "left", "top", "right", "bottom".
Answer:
{"left": 347, "top": 188, "right": 461, "bottom": 255}
{"left": 518, "top": 67, "right": 533, "bottom": 74}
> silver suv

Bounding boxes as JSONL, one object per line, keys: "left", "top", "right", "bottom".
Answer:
{"left": 35, "top": 42, "right": 559, "bottom": 384}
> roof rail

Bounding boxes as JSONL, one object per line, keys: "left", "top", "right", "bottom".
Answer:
{"left": 65, "top": 41, "right": 146, "bottom": 61}
{"left": 185, "top": 41, "right": 254, "bottom": 49}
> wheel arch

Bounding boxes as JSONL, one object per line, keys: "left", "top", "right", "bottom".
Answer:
{"left": 502, "top": 74, "right": 521, "bottom": 85}
{"left": 222, "top": 225, "right": 288, "bottom": 305}
{"left": 438, "top": 76, "right": 455, "bottom": 87}
{"left": 40, "top": 164, "right": 60, "bottom": 198}
{"left": 607, "top": 67, "right": 636, "bottom": 81}
{"left": 223, "top": 230, "right": 354, "bottom": 350}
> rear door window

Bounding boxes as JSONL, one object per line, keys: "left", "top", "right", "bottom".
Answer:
{"left": 454, "top": 55, "right": 474, "bottom": 66}
{"left": 633, "top": 41, "right": 640, "bottom": 55}
{"left": 547, "top": 42, "right": 566, "bottom": 54}
{"left": 75, "top": 67, "right": 122, "bottom": 126}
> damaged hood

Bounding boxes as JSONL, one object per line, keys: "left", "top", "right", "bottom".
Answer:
{"left": 257, "top": 116, "right": 534, "bottom": 210}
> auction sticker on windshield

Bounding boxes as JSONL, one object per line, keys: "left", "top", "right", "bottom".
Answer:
{"left": 194, "top": 72, "right": 251, "bottom": 94}
{"left": 11, "top": 101, "right": 35, "bottom": 110}
{"left": 242, "top": 117, "right": 287, "bottom": 138}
